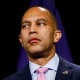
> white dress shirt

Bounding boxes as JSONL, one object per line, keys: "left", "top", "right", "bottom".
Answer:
{"left": 29, "top": 53, "right": 59, "bottom": 80}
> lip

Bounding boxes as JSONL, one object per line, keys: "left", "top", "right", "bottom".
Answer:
{"left": 28, "top": 38, "right": 41, "bottom": 43}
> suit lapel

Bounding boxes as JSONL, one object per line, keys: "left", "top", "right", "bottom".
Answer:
{"left": 55, "top": 56, "right": 72, "bottom": 80}
{"left": 18, "top": 63, "right": 32, "bottom": 80}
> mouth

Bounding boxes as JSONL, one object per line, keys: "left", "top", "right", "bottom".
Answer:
{"left": 28, "top": 38, "right": 41, "bottom": 44}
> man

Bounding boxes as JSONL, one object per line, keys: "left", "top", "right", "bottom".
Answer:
{"left": 3, "top": 6, "right": 80, "bottom": 80}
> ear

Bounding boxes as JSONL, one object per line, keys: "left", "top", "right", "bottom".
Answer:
{"left": 53, "top": 30, "right": 62, "bottom": 43}
{"left": 19, "top": 34, "right": 23, "bottom": 46}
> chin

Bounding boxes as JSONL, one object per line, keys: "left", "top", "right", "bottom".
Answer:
{"left": 27, "top": 46, "right": 49, "bottom": 59}
{"left": 28, "top": 49, "right": 43, "bottom": 54}
{"left": 28, "top": 46, "right": 43, "bottom": 53}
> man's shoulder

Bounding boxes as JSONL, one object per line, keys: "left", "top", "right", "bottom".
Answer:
{"left": 2, "top": 64, "right": 31, "bottom": 80}
{"left": 59, "top": 56, "right": 80, "bottom": 73}
{"left": 3, "top": 72, "right": 20, "bottom": 80}
{"left": 56, "top": 56, "right": 80, "bottom": 80}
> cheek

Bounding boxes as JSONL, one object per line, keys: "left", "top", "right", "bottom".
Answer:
{"left": 40, "top": 27, "right": 50, "bottom": 35}
{"left": 40, "top": 28, "right": 54, "bottom": 43}
{"left": 21, "top": 30, "right": 29, "bottom": 39}
{"left": 20, "top": 33, "right": 28, "bottom": 44}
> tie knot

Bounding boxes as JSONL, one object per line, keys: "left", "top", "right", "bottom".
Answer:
{"left": 36, "top": 67, "right": 48, "bottom": 73}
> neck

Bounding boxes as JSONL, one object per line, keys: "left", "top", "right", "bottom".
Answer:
{"left": 28, "top": 46, "right": 55, "bottom": 66}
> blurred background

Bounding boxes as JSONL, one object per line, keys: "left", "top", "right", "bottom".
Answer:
{"left": 0, "top": 0, "right": 80, "bottom": 79}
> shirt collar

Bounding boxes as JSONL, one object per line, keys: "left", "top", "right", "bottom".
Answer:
{"left": 29, "top": 53, "right": 59, "bottom": 75}
{"left": 44, "top": 53, "right": 59, "bottom": 71}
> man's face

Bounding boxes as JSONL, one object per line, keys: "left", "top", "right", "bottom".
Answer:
{"left": 19, "top": 7, "right": 61, "bottom": 58}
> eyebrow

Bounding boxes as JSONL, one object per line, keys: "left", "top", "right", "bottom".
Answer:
{"left": 21, "top": 21, "right": 30, "bottom": 24}
{"left": 21, "top": 18, "right": 47, "bottom": 25}
{"left": 36, "top": 18, "right": 47, "bottom": 22}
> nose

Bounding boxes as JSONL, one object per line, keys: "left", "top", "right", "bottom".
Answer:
{"left": 29, "top": 24, "right": 38, "bottom": 34}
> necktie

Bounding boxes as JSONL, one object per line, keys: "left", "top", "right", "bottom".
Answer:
{"left": 36, "top": 67, "right": 48, "bottom": 80}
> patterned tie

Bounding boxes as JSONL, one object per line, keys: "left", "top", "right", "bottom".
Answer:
{"left": 36, "top": 67, "right": 48, "bottom": 80}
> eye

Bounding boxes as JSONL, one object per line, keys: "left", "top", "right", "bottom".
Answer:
{"left": 21, "top": 23, "right": 30, "bottom": 29}
{"left": 37, "top": 22, "right": 46, "bottom": 26}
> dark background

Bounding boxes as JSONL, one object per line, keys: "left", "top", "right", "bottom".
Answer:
{"left": 0, "top": 0, "right": 80, "bottom": 79}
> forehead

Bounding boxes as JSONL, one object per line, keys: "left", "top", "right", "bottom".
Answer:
{"left": 22, "top": 7, "right": 52, "bottom": 21}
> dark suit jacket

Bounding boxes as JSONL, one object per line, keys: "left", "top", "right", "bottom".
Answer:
{"left": 3, "top": 56, "right": 80, "bottom": 80}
